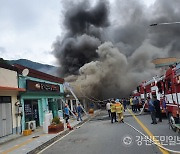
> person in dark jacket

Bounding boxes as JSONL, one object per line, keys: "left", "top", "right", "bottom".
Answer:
{"left": 64, "top": 104, "right": 70, "bottom": 123}
{"left": 148, "top": 97, "right": 157, "bottom": 124}
{"left": 153, "top": 95, "right": 162, "bottom": 122}
{"left": 123, "top": 98, "right": 127, "bottom": 112}
{"left": 76, "top": 103, "right": 83, "bottom": 121}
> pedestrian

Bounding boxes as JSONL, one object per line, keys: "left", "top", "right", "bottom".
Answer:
{"left": 110, "top": 100, "right": 117, "bottom": 123}
{"left": 64, "top": 104, "right": 70, "bottom": 125}
{"left": 148, "top": 97, "right": 157, "bottom": 124}
{"left": 115, "top": 100, "right": 124, "bottom": 123}
{"left": 123, "top": 98, "right": 127, "bottom": 112}
{"left": 162, "top": 96, "right": 167, "bottom": 116}
{"left": 133, "top": 97, "right": 137, "bottom": 112}
{"left": 106, "top": 100, "right": 111, "bottom": 117}
{"left": 153, "top": 95, "right": 162, "bottom": 122}
{"left": 76, "top": 103, "right": 83, "bottom": 121}
{"left": 136, "top": 97, "right": 141, "bottom": 112}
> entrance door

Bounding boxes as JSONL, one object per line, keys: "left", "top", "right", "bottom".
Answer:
{"left": 32, "top": 101, "right": 39, "bottom": 127}
{"left": 0, "top": 102, "right": 12, "bottom": 137}
{"left": 24, "top": 99, "right": 39, "bottom": 127}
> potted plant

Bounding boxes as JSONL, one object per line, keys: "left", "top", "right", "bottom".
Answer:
{"left": 48, "top": 117, "right": 64, "bottom": 134}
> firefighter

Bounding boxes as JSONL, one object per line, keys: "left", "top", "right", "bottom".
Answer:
{"left": 110, "top": 100, "right": 117, "bottom": 123}
{"left": 130, "top": 97, "right": 133, "bottom": 110}
{"left": 115, "top": 100, "right": 124, "bottom": 123}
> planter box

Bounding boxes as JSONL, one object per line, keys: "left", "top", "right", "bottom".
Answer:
{"left": 48, "top": 123, "right": 64, "bottom": 134}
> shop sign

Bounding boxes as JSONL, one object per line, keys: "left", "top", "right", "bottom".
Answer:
{"left": 26, "top": 80, "right": 60, "bottom": 92}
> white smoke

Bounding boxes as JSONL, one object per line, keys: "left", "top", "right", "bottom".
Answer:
{"left": 67, "top": 41, "right": 169, "bottom": 99}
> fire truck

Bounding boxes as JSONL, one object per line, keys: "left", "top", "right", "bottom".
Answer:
{"left": 164, "top": 63, "right": 180, "bottom": 131}
{"left": 134, "top": 63, "right": 180, "bottom": 131}
{"left": 142, "top": 76, "right": 166, "bottom": 113}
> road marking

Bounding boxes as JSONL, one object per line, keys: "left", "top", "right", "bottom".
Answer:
{"left": 127, "top": 109, "right": 169, "bottom": 154}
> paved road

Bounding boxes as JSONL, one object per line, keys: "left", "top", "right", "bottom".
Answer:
{"left": 40, "top": 110, "right": 180, "bottom": 154}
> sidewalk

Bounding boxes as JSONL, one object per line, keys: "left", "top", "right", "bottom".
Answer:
{"left": 0, "top": 110, "right": 100, "bottom": 154}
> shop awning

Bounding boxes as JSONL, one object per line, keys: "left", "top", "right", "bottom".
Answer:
{"left": 0, "top": 86, "right": 26, "bottom": 92}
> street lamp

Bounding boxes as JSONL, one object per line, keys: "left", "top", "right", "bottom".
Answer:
{"left": 150, "top": 22, "right": 180, "bottom": 26}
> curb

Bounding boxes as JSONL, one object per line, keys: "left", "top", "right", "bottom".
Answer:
{"left": 27, "top": 111, "right": 100, "bottom": 154}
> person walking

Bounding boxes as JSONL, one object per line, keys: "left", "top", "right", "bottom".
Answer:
{"left": 148, "top": 97, "right": 157, "bottom": 124}
{"left": 110, "top": 100, "right": 117, "bottom": 123}
{"left": 115, "top": 100, "right": 124, "bottom": 123}
{"left": 76, "top": 103, "right": 83, "bottom": 121}
{"left": 106, "top": 100, "right": 111, "bottom": 117}
{"left": 64, "top": 104, "right": 70, "bottom": 125}
{"left": 153, "top": 95, "right": 162, "bottom": 122}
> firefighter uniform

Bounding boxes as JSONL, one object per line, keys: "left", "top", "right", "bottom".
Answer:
{"left": 115, "top": 103, "right": 124, "bottom": 122}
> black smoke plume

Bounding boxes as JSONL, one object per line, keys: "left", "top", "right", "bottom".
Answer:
{"left": 53, "top": 0, "right": 109, "bottom": 76}
{"left": 53, "top": 0, "right": 180, "bottom": 99}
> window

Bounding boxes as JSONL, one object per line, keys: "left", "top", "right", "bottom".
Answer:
{"left": 0, "top": 96, "right": 11, "bottom": 103}
{"left": 167, "top": 79, "right": 172, "bottom": 91}
{"left": 57, "top": 99, "right": 63, "bottom": 110}
{"left": 157, "top": 82, "right": 162, "bottom": 93}
{"left": 137, "top": 86, "right": 140, "bottom": 92}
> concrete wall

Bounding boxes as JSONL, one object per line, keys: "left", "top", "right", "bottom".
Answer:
{"left": 0, "top": 67, "right": 21, "bottom": 134}
{"left": 0, "top": 68, "right": 18, "bottom": 88}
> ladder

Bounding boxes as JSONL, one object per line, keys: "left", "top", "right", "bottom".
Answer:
{"left": 64, "top": 82, "right": 89, "bottom": 116}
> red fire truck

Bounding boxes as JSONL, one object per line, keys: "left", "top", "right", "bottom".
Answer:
{"left": 164, "top": 63, "right": 180, "bottom": 130}
{"left": 134, "top": 63, "right": 180, "bottom": 131}
{"left": 142, "top": 76, "right": 166, "bottom": 113}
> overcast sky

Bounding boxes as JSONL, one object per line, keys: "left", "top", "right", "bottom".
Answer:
{"left": 0, "top": 0, "right": 155, "bottom": 66}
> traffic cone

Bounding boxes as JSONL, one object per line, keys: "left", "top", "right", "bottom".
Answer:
{"left": 67, "top": 122, "right": 73, "bottom": 130}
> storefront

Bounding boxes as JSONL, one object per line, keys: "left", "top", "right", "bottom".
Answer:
{"left": 15, "top": 64, "right": 65, "bottom": 131}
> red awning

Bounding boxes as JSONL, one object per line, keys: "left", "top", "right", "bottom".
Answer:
{"left": 0, "top": 86, "right": 26, "bottom": 92}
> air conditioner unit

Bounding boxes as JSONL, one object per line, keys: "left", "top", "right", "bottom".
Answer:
{"left": 26, "top": 121, "right": 36, "bottom": 130}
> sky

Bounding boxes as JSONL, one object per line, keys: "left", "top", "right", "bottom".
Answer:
{"left": 0, "top": 0, "right": 155, "bottom": 66}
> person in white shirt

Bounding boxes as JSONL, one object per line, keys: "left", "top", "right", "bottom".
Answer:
{"left": 106, "top": 101, "right": 111, "bottom": 117}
